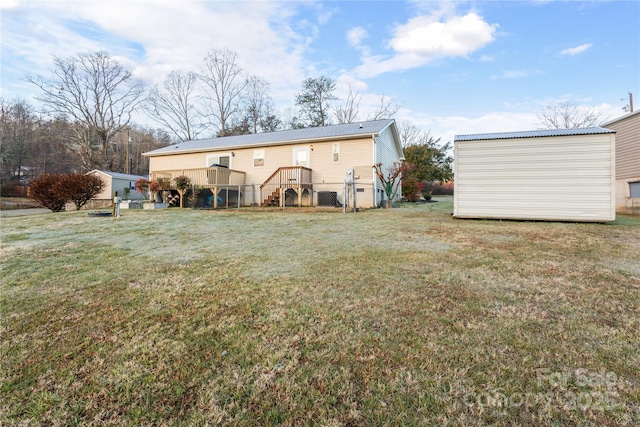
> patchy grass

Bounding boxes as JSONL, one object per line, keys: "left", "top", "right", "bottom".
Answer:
{"left": 1, "top": 198, "right": 639, "bottom": 426}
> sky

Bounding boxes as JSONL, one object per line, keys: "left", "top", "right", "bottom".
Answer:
{"left": 1, "top": 0, "right": 639, "bottom": 144}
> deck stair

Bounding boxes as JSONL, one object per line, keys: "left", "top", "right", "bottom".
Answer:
{"left": 260, "top": 166, "right": 312, "bottom": 207}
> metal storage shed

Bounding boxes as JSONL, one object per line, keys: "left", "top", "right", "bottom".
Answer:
{"left": 453, "top": 127, "right": 616, "bottom": 222}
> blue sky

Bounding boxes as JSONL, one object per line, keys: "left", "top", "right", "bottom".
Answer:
{"left": 1, "top": 0, "right": 638, "bottom": 143}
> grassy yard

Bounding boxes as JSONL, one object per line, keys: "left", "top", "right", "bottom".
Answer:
{"left": 1, "top": 198, "right": 639, "bottom": 426}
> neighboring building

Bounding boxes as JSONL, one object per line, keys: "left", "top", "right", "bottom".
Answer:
{"left": 86, "top": 170, "right": 148, "bottom": 206}
{"left": 142, "top": 119, "right": 404, "bottom": 209}
{"left": 602, "top": 110, "right": 640, "bottom": 215}
{"left": 453, "top": 127, "right": 616, "bottom": 222}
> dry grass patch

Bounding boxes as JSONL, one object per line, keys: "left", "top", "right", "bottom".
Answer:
{"left": 1, "top": 199, "right": 639, "bottom": 425}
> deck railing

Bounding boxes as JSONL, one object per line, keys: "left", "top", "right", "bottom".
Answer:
{"left": 150, "top": 167, "right": 246, "bottom": 188}
{"left": 259, "top": 166, "right": 313, "bottom": 206}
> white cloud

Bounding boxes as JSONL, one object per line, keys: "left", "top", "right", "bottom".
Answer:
{"left": 0, "top": 1, "right": 313, "bottom": 106}
{"left": 354, "top": 11, "right": 498, "bottom": 78}
{"left": 402, "top": 111, "right": 539, "bottom": 145}
{"left": 347, "top": 26, "right": 368, "bottom": 48}
{"left": 491, "top": 69, "right": 543, "bottom": 80}
{"left": 559, "top": 43, "right": 592, "bottom": 56}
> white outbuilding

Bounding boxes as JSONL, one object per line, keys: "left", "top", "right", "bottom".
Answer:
{"left": 453, "top": 127, "right": 616, "bottom": 222}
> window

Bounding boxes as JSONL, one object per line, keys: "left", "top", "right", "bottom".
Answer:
{"left": 630, "top": 182, "right": 640, "bottom": 198}
{"left": 332, "top": 143, "right": 340, "bottom": 162}
{"left": 206, "top": 154, "right": 231, "bottom": 168}
{"left": 253, "top": 149, "right": 265, "bottom": 167}
{"left": 293, "top": 147, "right": 309, "bottom": 167}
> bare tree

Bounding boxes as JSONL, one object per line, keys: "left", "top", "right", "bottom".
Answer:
{"left": 199, "top": 48, "right": 247, "bottom": 136}
{"left": 368, "top": 95, "right": 402, "bottom": 121}
{"left": 28, "top": 51, "right": 145, "bottom": 171}
{"left": 295, "top": 76, "right": 338, "bottom": 127}
{"left": 334, "top": 84, "right": 362, "bottom": 124}
{"left": 537, "top": 101, "right": 606, "bottom": 129}
{"left": 397, "top": 121, "right": 422, "bottom": 147}
{"left": 243, "top": 75, "right": 272, "bottom": 133}
{"left": 0, "top": 98, "right": 38, "bottom": 180}
{"left": 145, "top": 70, "right": 205, "bottom": 142}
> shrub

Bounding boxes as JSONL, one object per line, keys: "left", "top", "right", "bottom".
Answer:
{"left": 402, "top": 177, "right": 423, "bottom": 202}
{"left": 62, "top": 174, "right": 104, "bottom": 210}
{"left": 423, "top": 181, "right": 454, "bottom": 196}
{"left": 1, "top": 180, "right": 23, "bottom": 197}
{"left": 29, "top": 173, "right": 105, "bottom": 212}
{"left": 135, "top": 178, "right": 150, "bottom": 195}
{"left": 135, "top": 178, "right": 160, "bottom": 201}
{"left": 29, "top": 174, "right": 68, "bottom": 212}
{"left": 174, "top": 175, "right": 191, "bottom": 208}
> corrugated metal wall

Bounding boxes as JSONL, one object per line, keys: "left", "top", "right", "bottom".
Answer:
{"left": 454, "top": 133, "right": 615, "bottom": 222}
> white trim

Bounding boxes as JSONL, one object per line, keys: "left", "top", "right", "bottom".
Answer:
{"left": 205, "top": 153, "right": 232, "bottom": 168}
{"left": 292, "top": 146, "right": 310, "bottom": 167}
{"left": 332, "top": 143, "right": 340, "bottom": 162}
{"left": 253, "top": 148, "right": 265, "bottom": 167}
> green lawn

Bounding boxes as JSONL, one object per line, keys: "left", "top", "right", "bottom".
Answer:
{"left": 1, "top": 198, "right": 639, "bottom": 426}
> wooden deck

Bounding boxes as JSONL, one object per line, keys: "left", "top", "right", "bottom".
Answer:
{"left": 151, "top": 167, "right": 246, "bottom": 188}
{"left": 151, "top": 167, "right": 247, "bottom": 208}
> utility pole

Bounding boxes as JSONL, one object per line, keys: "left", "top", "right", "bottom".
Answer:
{"left": 629, "top": 92, "right": 634, "bottom": 113}
{"left": 126, "top": 127, "right": 131, "bottom": 174}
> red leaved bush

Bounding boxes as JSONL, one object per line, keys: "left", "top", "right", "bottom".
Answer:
{"left": 29, "top": 173, "right": 104, "bottom": 212}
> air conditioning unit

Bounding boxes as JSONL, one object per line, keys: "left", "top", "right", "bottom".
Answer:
{"left": 318, "top": 191, "right": 341, "bottom": 207}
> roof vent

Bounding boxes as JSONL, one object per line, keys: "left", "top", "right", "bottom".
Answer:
{"left": 359, "top": 123, "right": 363, "bottom": 128}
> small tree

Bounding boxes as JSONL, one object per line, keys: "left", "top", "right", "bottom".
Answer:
{"left": 29, "top": 174, "right": 68, "bottom": 212}
{"left": 373, "top": 162, "right": 414, "bottom": 208}
{"left": 135, "top": 178, "right": 150, "bottom": 199}
{"left": 537, "top": 101, "right": 607, "bottom": 129}
{"left": 402, "top": 177, "right": 426, "bottom": 202}
{"left": 135, "top": 178, "right": 160, "bottom": 202}
{"left": 62, "top": 173, "right": 104, "bottom": 210}
{"left": 174, "top": 175, "right": 191, "bottom": 208}
{"left": 157, "top": 177, "right": 171, "bottom": 203}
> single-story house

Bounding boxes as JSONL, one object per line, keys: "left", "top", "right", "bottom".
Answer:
{"left": 142, "top": 119, "right": 404, "bottom": 209}
{"left": 602, "top": 110, "right": 640, "bottom": 215}
{"left": 453, "top": 127, "right": 616, "bottom": 222}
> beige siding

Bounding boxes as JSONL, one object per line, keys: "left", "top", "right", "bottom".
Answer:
{"left": 149, "top": 137, "right": 375, "bottom": 185}
{"left": 604, "top": 111, "right": 640, "bottom": 180}
{"left": 616, "top": 177, "right": 640, "bottom": 214}
{"left": 89, "top": 171, "right": 114, "bottom": 200}
{"left": 454, "top": 134, "right": 615, "bottom": 222}
{"left": 149, "top": 137, "right": 383, "bottom": 207}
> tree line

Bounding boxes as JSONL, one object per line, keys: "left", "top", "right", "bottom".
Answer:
{"left": 2, "top": 48, "right": 468, "bottom": 198}
{"left": 0, "top": 96, "right": 172, "bottom": 194}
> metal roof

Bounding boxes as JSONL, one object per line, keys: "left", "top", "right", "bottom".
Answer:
{"left": 601, "top": 109, "right": 640, "bottom": 127}
{"left": 87, "top": 170, "right": 147, "bottom": 180}
{"left": 144, "top": 119, "right": 396, "bottom": 156}
{"left": 454, "top": 127, "right": 615, "bottom": 142}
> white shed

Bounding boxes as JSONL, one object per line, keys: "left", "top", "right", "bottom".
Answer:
{"left": 453, "top": 127, "right": 616, "bottom": 222}
{"left": 86, "top": 170, "right": 148, "bottom": 201}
